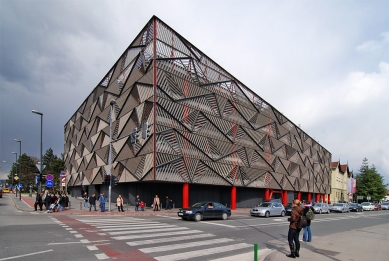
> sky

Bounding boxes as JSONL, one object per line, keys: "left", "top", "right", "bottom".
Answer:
{"left": 1, "top": 1, "right": 388, "bottom": 186}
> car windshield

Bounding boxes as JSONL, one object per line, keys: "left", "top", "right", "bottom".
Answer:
{"left": 258, "top": 203, "right": 272, "bottom": 207}
{"left": 285, "top": 203, "right": 293, "bottom": 207}
{"left": 191, "top": 202, "right": 206, "bottom": 208}
{"left": 333, "top": 203, "right": 343, "bottom": 207}
{"left": 361, "top": 203, "right": 370, "bottom": 206}
{"left": 349, "top": 203, "right": 358, "bottom": 207}
{"left": 314, "top": 203, "right": 322, "bottom": 207}
{"left": 381, "top": 202, "right": 389, "bottom": 205}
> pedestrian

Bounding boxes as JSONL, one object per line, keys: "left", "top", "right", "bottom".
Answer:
{"left": 153, "top": 195, "right": 160, "bottom": 211}
{"left": 89, "top": 193, "right": 97, "bottom": 211}
{"left": 99, "top": 193, "right": 106, "bottom": 212}
{"left": 135, "top": 195, "right": 140, "bottom": 211}
{"left": 286, "top": 199, "right": 304, "bottom": 258}
{"left": 57, "top": 193, "right": 65, "bottom": 212}
{"left": 117, "top": 195, "right": 124, "bottom": 212}
{"left": 165, "top": 196, "right": 172, "bottom": 210}
{"left": 140, "top": 201, "right": 145, "bottom": 211}
{"left": 34, "top": 191, "right": 43, "bottom": 211}
{"left": 44, "top": 190, "right": 51, "bottom": 210}
{"left": 302, "top": 201, "right": 315, "bottom": 242}
{"left": 63, "top": 193, "right": 69, "bottom": 209}
{"left": 83, "top": 192, "right": 88, "bottom": 208}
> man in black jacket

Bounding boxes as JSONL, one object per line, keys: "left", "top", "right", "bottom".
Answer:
{"left": 89, "top": 194, "right": 97, "bottom": 211}
{"left": 34, "top": 191, "right": 43, "bottom": 211}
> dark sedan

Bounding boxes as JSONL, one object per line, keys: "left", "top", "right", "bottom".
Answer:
{"left": 285, "top": 203, "right": 293, "bottom": 215}
{"left": 177, "top": 201, "right": 231, "bottom": 222}
{"left": 349, "top": 203, "right": 363, "bottom": 212}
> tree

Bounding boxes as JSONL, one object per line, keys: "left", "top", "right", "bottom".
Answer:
{"left": 355, "top": 158, "right": 387, "bottom": 202}
{"left": 43, "top": 149, "right": 65, "bottom": 191}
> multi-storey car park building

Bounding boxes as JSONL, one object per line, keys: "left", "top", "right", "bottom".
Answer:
{"left": 64, "top": 16, "right": 332, "bottom": 209}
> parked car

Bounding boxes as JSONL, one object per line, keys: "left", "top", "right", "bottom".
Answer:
{"left": 312, "top": 203, "right": 330, "bottom": 214}
{"left": 374, "top": 203, "right": 382, "bottom": 211}
{"left": 380, "top": 202, "right": 389, "bottom": 210}
{"left": 348, "top": 203, "right": 363, "bottom": 212}
{"left": 330, "top": 203, "right": 350, "bottom": 213}
{"left": 3, "top": 188, "right": 10, "bottom": 193}
{"left": 361, "top": 202, "right": 375, "bottom": 211}
{"left": 250, "top": 202, "right": 286, "bottom": 217}
{"left": 177, "top": 201, "right": 231, "bottom": 222}
{"left": 284, "top": 203, "right": 293, "bottom": 215}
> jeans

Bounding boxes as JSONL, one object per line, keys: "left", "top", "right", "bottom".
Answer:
{"left": 303, "top": 225, "right": 312, "bottom": 242}
{"left": 135, "top": 205, "right": 139, "bottom": 211}
{"left": 288, "top": 228, "right": 300, "bottom": 251}
{"left": 89, "top": 204, "right": 96, "bottom": 211}
{"left": 100, "top": 203, "right": 105, "bottom": 212}
{"left": 165, "top": 203, "right": 171, "bottom": 210}
{"left": 84, "top": 201, "right": 88, "bottom": 208}
{"left": 57, "top": 204, "right": 64, "bottom": 212}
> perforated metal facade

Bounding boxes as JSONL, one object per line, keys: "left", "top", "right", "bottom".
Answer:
{"left": 64, "top": 16, "right": 332, "bottom": 196}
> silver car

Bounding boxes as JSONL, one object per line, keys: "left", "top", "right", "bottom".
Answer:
{"left": 250, "top": 202, "right": 286, "bottom": 218}
{"left": 361, "top": 202, "right": 374, "bottom": 211}
{"left": 312, "top": 203, "right": 330, "bottom": 214}
{"left": 380, "top": 202, "right": 389, "bottom": 210}
{"left": 330, "top": 203, "right": 350, "bottom": 213}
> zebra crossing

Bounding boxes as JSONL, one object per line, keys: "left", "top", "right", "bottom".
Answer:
{"left": 75, "top": 217, "right": 265, "bottom": 261}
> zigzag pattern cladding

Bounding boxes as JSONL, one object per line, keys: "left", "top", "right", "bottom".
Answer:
{"left": 64, "top": 16, "right": 331, "bottom": 193}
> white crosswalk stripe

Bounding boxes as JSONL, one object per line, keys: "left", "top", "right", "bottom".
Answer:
{"left": 75, "top": 217, "right": 258, "bottom": 261}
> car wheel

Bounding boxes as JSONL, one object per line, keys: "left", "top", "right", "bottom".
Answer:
{"left": 356, "top": 209, "right": 359, "bottom": 212}
{"left": 281, "top": 211, "right": 285, "bottom": 217}
{"left": 221, "top": 212, "right": 228, "bottom": 220}
{"left": 194, "top": 213, "right": 202, "bottom": 222}
{"left": 181, "top": 217, "right": 187, "bottom": 220}
{"left": 265, "top": 211, "right": 270, "bottom": 218}
{"left": 319, "top": 210, "right": 322, "bottom": 214}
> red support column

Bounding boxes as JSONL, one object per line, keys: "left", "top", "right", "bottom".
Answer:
{"left": 297, "top": 191, "right": 301, "bottom": 201}
{"left": 328, "top": 194, "right": 331, "bottom": 204}
{"left": 308, "top": 193, "right": 312, "bottom": 202}
{"left": 182, "top": 183, "right": 189, "bottom": 208}
{"left": 231, "top": 186, "right": 236, "bottom": 210}
{"left": 315, "top": 193, "right": 320, "bottom": 203}
{"left": 282, "top": 191, "right": 288, "bottom": 205}
{"left": 264, "top": 188, "right": 270, "bottom": 201}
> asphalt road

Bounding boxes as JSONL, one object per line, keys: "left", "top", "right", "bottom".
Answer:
{"left": 1, "top": 194, "right": 389, "bottom": 261}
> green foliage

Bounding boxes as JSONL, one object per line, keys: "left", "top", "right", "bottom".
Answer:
{"left": 355, "top": 158, "right": 387, "bottom": 201}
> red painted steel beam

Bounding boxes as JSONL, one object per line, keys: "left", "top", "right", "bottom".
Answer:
{"left": 182, "top": 183, "right": 189, "bottom": 208}
{"left": 231, "top": 186, "right": 236, "bottom": 210}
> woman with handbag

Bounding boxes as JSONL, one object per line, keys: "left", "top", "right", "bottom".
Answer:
{"left": 116, "top": 195, "right": 124, "bottom": 212}
{"left": 286, "top": 199, "right": 304, "bottom": 258}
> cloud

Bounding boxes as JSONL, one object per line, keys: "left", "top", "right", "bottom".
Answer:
{"left": 356, "top": 32, "right": 389, "bottom": 52}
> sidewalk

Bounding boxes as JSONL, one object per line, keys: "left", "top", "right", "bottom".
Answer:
{"left": 12, "top": 194, "right": 389, "bottom": 261}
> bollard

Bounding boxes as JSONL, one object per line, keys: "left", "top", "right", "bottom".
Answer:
{"left": 69, "top": 201, "right": 71, "bottom": 209}
{"left": 80, "top": 201, "right": 82, "bottom": 210}
{"left": 173, "top": 203, "right": 175, "bottom": 209}
{"left": 254, "top": 244, "right": 258, "bottom": 261}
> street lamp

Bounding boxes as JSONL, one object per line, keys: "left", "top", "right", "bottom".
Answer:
{"left": 108, "top": 100, "right": 116, "bottom": 212}
{"left": 12, "top": 152, "right": 18, "bottom": 195}
{"left": 32, "top": 110, "right": 43, "bottom": 193}
{"left": 14, "top": 139, "right": 22, "bottom": 200}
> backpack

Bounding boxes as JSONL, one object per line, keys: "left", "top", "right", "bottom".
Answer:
{"left": 306, "top": 208, "right": 315, "bottom": 220}
{"left": 296, "top": 215, "right": 307, "bottom": 230}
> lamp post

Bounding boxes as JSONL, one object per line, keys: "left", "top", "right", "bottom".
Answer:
{"left": 12, "top": 152, "right": 18, "bottom": 196}
{"left": 108, "top": 100, "right": 116, "bottom": 212}
{"left": 14, "top": 139, "right": 22, "bottom": 200}
{"left": 32, "top": 110, "right": 43, "bottom": 193}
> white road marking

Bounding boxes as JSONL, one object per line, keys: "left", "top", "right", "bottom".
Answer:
{"left": 126, "top": 233, "right": 215, "bottom": 246}
{"left": 154, "top": 243, "right": 252, "bottom": 261}
{"left": 74, "top": 234, "right": 83, "bottom": 238}
{"left": 211, "top": 248, "right": 272, "bottom": 261}
{"left": 108, "top": 226, "right": 188, "bottom": 235}
{"left": 95, "top": 253, "right": 109, "bottom": 260}
{"left": 201, "top": 221, "right": 236, "bottom": 228}
{"left": 87, "top": 245, "right": 99, "bottom": 251}
{"left": 114, "top": 229, "right": 203, "bottom": 240}
{"left": 48, "top": 242, "right": 79, "bottom": 245}
{"left": 140, "top": 238, "right": 234, "bottom": 253}
{"left": 0, "top": 250, "right": 53, "bottom": 260}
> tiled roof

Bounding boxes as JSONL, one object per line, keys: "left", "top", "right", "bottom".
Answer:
{"left": 340, "top": 164, "right": 348, "bottom": 173}
{"left": 331, "top": 162, "right": 339, "bottom": 168}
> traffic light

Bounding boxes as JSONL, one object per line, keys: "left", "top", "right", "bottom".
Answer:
{"left": 103, "top": 175, "right": 110, "bottom": 185}
{"left": 142, "top": 122, "right": 151, "bottom": 139}
{"left": 130, "top": 128, "right": 137, "bottom": 143}
{"left": 111, "top": 175, "right": 118, "bottom": 186}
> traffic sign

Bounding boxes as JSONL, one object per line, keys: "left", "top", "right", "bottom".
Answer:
{"left": 61, "top": 182, "right": 65, "bottom": 187}
{"left": 18, "top": 184, "right": 23, "bottom": 188}
{"left": 46, "top": 180, "right": 54, "bottom": 187}
{"left": 60, "top": 171, "right": 67, "bottom": 177}
{"left": 61, "top": 177, "right": 66, "bottom": 182}
{"left": 46, "top": 174, "right": 54, "bottom": 181}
